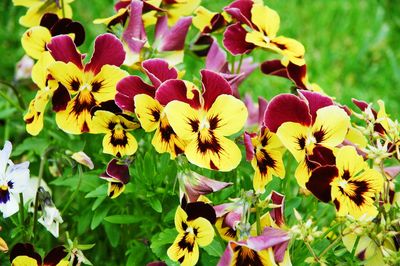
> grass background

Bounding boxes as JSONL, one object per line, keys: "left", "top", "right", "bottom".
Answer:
{"left": 0, "top": 0, "right": 400, "bottom": 265}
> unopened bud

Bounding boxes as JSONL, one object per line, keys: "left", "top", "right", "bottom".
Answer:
{"left": 0, "top": 237, "right": 8, "bottom": 253}
{"left": 71, "top": 151, "right": 94, "bottom": 170}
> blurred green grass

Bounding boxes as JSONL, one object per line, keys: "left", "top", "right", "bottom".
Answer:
{"left": 2, "top": 0, "right": 400, "bottom": 116}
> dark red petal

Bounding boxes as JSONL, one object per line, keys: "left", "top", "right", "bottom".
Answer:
{"left": 264, "top": 94, "right": 312, "bottom": 132}
{"left": 104, "top": 159, "right": 130, "bottom": 184}
{"left": 142, "top": 59, "right": 178, "bottom": 88}
{"left": 260, "top": 60, "right": 289, "bottom": 79}
{"left": 201, "top": 69, "right": 232, "bottom": 110}
{"left": 155, "top": 79, "right": 201, "bottom": 108}
{"left": 43, "top": 246, "right": 68, "bottom": 266}
{"left": 244, "top": 132, "right": 255, "bottom": 161}
{"left": 122, "top": 0, "right": 147, "bottom": 55}
{"left": 115, "top": 76, "right": 155, "bottom": 113}
{"left": 85, "top": 33, "right": 125, "bottom": 75}
{"left": 206, "top": 38, "right": 229, "bottom": 73}
{"left": 298, "top": 90, "right": 333, "bottom": 124}
{"left": 308, "top": 146, "right": 336, "bottom": 167}
{"left": 40, "top": 13, "right": 59, "bottom": 30}
{"left": 224, "top": 0, "right": 254, "bottom": 27}
{"left": 52, "top": 83, "right": 71, "bottom": 112}
{"left": 47, "top": 35, "right": 83, "bottom": 69}
{"left": 258, "top": 97, "right": 268, "bottom": 127}
{"left": 223, "top": 23, "right": 254, "bottom": 55}
{"left": 306, "top": 165, "right": 338, "bottom": 203}
{"left": 352, "top": 98, "right": 377, "bottom": 118}
{"left": 270, "top": 191, "right": 285, "bottom": 227}
{"left": 185, "top": 201, "right": 217, "bottom": 225}
{"left": 287, "top": 62, "right": 307, "bottom": 90}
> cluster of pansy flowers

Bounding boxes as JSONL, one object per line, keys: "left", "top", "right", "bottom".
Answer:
{"left": 9, "top": 0, "right": 400, "bottom": 265}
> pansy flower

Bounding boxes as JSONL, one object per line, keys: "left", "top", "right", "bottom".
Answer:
{"left": 264, "top": 91, "right": 350, "bottom": 187}
{"left": 244, "top": 127, "right": 285, "bottom": 194}
{"left": 22, "top": 13, "right": 85, "bottom": 61}
{"left": 0, "top": 141, "right": 30, "bottom": 218}
{"left": 10, "top": 243, "right": 69, "bottom": 265}
{"left": 167, "top": 200, "right": 216, "bottom": 266}
{"left": 214, "top": 200, "right": 243, "bottom": 242}
{"left": 223, "top": 0, "right": 305, "bottom": 65}
{"left": 307, "top": 146, "right": 383, "bottom": 219}
{"left": 192, "top": 6, "right": 228, "bottom": 34}
{"left": 47, "top": 33, "right": 128, "bottom": 134}
{"left": 117, "top": 59, "right": 186, "bottom": 159}
{"left": 100, "top": 158, "right": 131, "bottom": 199}
{"left": 13, "top": 0, "right": 74, "bottom": 27}
{"left": 91, "top": 102, "right": 140, "bottom": 157}
{"left": 163, "top": 70, "right": 248, "bottom": 171}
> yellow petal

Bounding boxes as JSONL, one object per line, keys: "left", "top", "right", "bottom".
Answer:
{"left": 346, "top": 126, "right": 368, "bottom": 149}
{"left": 108, "top": 182, "right": 125, "bottom": 199}
{"left": 48, "top": 61, "right": 84, "bottom": 94}
{"left": 192, "top": 6, "right": 216, "bottom": 32}
{"left": 269, "top": 36, "right": 305, "bottom": 66}
{"left": 207, "top": 94, "right": 248, "bottom": 136}
{"left": 31, "top": 51, "right": 55, "bottom": 89}
{"left": 164, "top": 101, "right": 200, "bottom": 140}
{"left": 187, "top": 217, "right": 214, "bottom": 247}
{"left": 134, "top": 94, "right": 163, "bottom": 132}
{"left": 167, "top": 234, "right": 199, "bottom": 266}
{"left": 185, "top": 134, "right": 242, "bottom": 171}
{"left": 276, "top": 122, "right": 309, "bottom": 162}
{"left": 251, "top": 3, "right": 280, "bottom": 38}
{"left": 91, "top": 65, "right": 128, "bottom": 102}
{"left": 312, "top": 106, "right": 350, "bottom": 148}
{"left": 102, "top": 130, "right": 138, "bottom": 157}
{"left": 21, "top": 26, "right": 51, "bottom": 59}
{"left": 335, "top": 146, "right": 368, "bottom": 180}
{"left": 11, "top": 255, "right": 38, "bottom": 265}
{"left": 19, "top": 1, "right": 73, "bottom": 27}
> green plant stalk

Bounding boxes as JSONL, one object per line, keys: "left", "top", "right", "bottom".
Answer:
{"left": 62, "top": 165, "right": 83, "bottom": 214}
{"left": 350, "top": 235, "right": 360, "bottom": 257}
{"left": 0, "top": 80, "right": 25, "bottom": 110}
{"left": 0, "top": 90, "right": 24, "bottom": 112}
{"left": 304, "top": 241, "right": 321, "bottom": 264}
{"left": 255, "top": 201, "right": 262, "bottom": 236}
{"left": 60, "top": 0, "right": 66, "bottom": 18}
{"left": 19, "top": 193, "right": 27, "bottom": 241}
{"left": 32, "top": 151, "right": 47, "bottom": 241}
{"left": 236, "top": 55, "right": 244, "bottom": 74}
{"left": 319, "top": 235, "right": 342, "bottom": 259}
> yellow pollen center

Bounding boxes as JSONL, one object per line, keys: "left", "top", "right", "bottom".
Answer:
{"left": 0, "top": 185, "right": 7, "bottom": 191}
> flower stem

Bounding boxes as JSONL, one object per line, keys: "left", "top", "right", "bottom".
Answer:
{"left": 32, "top": 150, "right": 48, "bottom": 241}
{"left": 255, "top": 201, "right": 262, "bottom": 236}
{"left": 61, "top": 165, "right": 83, "bottom": 215}
{"left": 319, "top": 236, "right": 342, "bottom": 259}
{"left": 236, "top": 55, "right": 244, "bottom": 74}
{"left": 19, "top": 193, "right": 27, "bottom": 241}
{"left": 0, "top": 80, "right": 25, "bottom": 110}
{"left": 60, "top": 0, "right": 66, "bottom": 18}
{"left": 304, "top": 241, "right": 320, "bottom": 263}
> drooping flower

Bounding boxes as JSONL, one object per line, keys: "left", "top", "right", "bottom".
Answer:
{"left": 37, "top": 187, "right": 63, "bottom": 238}
{"left": 244, "top": 127, "right": 285, "bottom": 194}
{"left": 9, "top": 243, "right": 69, "bottom": 265}
{"left": 306, "top": 146, "right": 383, "bottom": 219}
{"left": 264, "top": 91, "right": 350, "bottom": 187}
{"left": 0, "top": 141, "right": 30, "bottom": 218}
{"left": 223, "top": 0, "right": 305, "bottom": 65}
{"left": 163, "top": 70, "right": 248, "bottom": 171}
{"left": 91, "top": 102, "right": 140, "bottom": 157}
{"left": 117, "top": 59, "right": 186, "bottom": 159}
{"left": 13, "top": 0, "right": 74, "bottom": 27}
{"left": 167, "top": 200, "right": 216, "bottom": 266}
{"left": 100, "top": 158, "right": 131, "bottom": 199}
{"left": 46, "top": 33, "right": 128, "bottom": 134}
{"left": 177, "top": 170, "right": 232, "bottom": 203}
{"left": 214, "top": 200, "right": 243, "bottom": 242}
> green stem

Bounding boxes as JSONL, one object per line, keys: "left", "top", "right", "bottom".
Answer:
{"left": 61, "top": 165, "right": 83, "bottom": 214}
{"left": 319, "top": 236, "right": 342, "bottom": 259}
{"left": 19, "top": 193, "right": 27, "bottom": 241}
{"left": 236, "top": 55, "right": 244, "bottom": 74}
{"left": 0, "top": 91, "right": 24, "bottom": 112}
{"left": 304, "top": 241, "right": 320, "bottom": 264}
{"left": 230, "top": 56, "right": 236, "bottom": 74}
{"left": 60, "top": 0, "right": 66, "bottom": 18}
{"left": 255, "top": 201, "right": 262, "bottom": 236}
{"left": 0, "top": 80, "right": 25, "bottom": 110}
{"left": 32, "top": 151, "right": 48, "bottom": 241}
{"left": 350, "top": 235, "right": 360, "bottom": 257}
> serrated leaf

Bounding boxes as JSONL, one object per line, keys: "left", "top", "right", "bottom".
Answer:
{"left": 149, "top": 198, "right": 162, "bottom": 213}
{"left": 104, "top": 215, "right": 142, "bottom": 224}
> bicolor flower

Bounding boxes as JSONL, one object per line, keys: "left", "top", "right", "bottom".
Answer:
{"left": 205, "top": 38, "right": 257, "bottom": 97}
{"left": 100, "top": 158, "right": 131, "bottom": 199}
{"left": 47, "top": 33, "right": 128, "bottom": 134}
{"left": 91, "top": 102, "right": 140, "bottom": 157}
{"left": 178, "top": 170, "right": 232, "bottom": 203}
{"left": 37, "top": 187, "right": 63, "bottom": 238}
{"left": 0, "top": 141, "right": 30, "bottom": 218}
{"left": 306, "top": 146, "right": 383, "bottom": 219}
{"left": 161, "top": 0, "right": 200, "bottom": 26}
{"left": 163, "top": 70, "right": 248, "bottom": 171}
{"left": 244, "top": 127, "right": 285, "bottom": 194}
{"left": 10, "top": 243, "right": 69, "bottom": 266}
{"left": 264, "top": 91, "right": 350, "bottom": 187}
{"left": 218, "top": 227, "right": 291, "bottom": 266}
{"left": 167, "top": 200, "right": 216, "bottom": 266}
{"left": 192, "top": 6, "right": 228, "bottom": 34}
{"left": 22, "top": 13, "right": 85, "bottom": 60}
{"left": 12, "top": 0, "right": 74, "bottom": 27}
{"left": 214, "top": 200, "right": 243, "bottom": 242}
{"left": 223, "top": 0, "right": 305, "bottom": 65}
{"left": 117, "top": 59, "right": 186, "bottom": 158}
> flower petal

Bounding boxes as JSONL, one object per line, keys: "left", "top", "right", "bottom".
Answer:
{"left": 47, "top": 35, "right": 83, "bottom": 69}
{"left": 155, "top": 80, "right": 201, "bottom": 108}
{"left": 21, "top": 26, "right": 52, "bottom": 59}
{"left": 223, "top": 22, "right": 255, "bottom": 55}
{"left": 134, "top": 94, "right": 163, "bottom": 132}
{"left": 201, "top": 70, "right": 233, "bottom": 110}
{"left": 142, "top": 59, "right": 178, "bottom": 88}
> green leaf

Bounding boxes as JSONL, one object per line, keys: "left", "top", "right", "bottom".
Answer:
{"left": 150, "top": 228, "right": 177, "bottom": 260}
{"left": 12, "top": 137, "right": 49, "bottom": 156}
{"left": 77, "top": 244, "right": 96, "bottom": 250}
{"left": 149, "top": 198, "right": 162, "bottom": 213}
{"left": 91, "top": 195, "right": 106, "bottom": 211}
{"left": 85, "top": 184, "right": 107, "bottom": 198}
{"left": 104, "top": 215, "right": 142, "bottom": 224}
{"left": 203, "top": 239, "right": 224, "bottom": 257}
{"left": 103, "top": 222, "right": 121, "bottom": 247}
{"left": 91, "top": 205, "right": 111, "bottom": 229}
